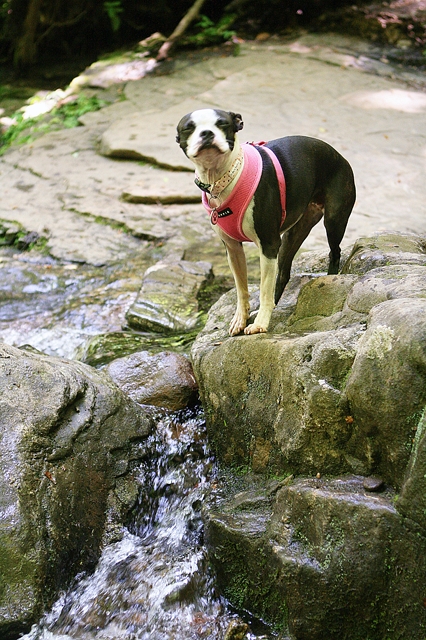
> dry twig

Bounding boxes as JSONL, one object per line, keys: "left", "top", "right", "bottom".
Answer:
{"left": 156, "top": 0, "right": 207, "bottom": 61}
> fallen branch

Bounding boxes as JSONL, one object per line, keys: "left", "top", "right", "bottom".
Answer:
{"left": 36, "top": 9, "right": 88, "bottom": 46}
{"left": 156, "top": 0, "right": 207, "bottom": 61}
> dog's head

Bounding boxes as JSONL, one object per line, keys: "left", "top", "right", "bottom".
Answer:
{"left": 176, "top": 109, "right": 244, "bottom": 163}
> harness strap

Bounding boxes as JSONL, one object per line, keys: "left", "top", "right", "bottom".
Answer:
{"left": 201, "top": 142, "right": 286, "bottom": 243}
{"left": 255, "top": 143, "right": 287, "bottom": 223}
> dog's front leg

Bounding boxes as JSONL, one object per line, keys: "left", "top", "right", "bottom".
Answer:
{"left": 244, "top": 253, "right": 277, "bottom": 335}
{"left": 219, "top": 231, "right": 250, "bottom": 335}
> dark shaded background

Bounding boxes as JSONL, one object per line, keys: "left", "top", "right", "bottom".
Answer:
{"left": 0, "top": 1, "right": 385, "bottom": 67}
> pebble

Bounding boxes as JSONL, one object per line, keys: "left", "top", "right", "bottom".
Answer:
{"left": 224, "top": 619, "right": 249, "bottom": 640}
{"left": 363, "top": 476, "right": 385, "bottom": 492}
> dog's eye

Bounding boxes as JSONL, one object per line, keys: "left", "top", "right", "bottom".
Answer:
{"left": 182, "top": 124, "right": 195, "bottom": 134}
{"left": 216, "top": 118, "right": 229, "bottom": 129}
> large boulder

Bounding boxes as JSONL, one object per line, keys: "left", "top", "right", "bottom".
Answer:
{"left": 192, "top": 233, "right": 426, "bottom": 485}
{"left": 107, "top": 350, "right": 198, "bottom": 410}
{"left": 192, "top": 233, "right": 426, "bottom": 638}
{"left": 0, "top": 343, "right": 152, "bottom": 639}
{"left": 205, "top": 473, "right": 426, "bottom": 640}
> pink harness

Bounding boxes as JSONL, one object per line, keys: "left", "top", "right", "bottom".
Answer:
{"left": 201, "top": 142, "right": 286, "bottom": 243}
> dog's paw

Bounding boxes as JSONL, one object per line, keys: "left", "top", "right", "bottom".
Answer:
{"left": 229, "top": 311, "right": 248, "bottom": 336}
{"left": 229, "top": 321, "right": 246, "bottom": 336}
{"left": 243, "top": 323, "right": 267, "bottom": 335}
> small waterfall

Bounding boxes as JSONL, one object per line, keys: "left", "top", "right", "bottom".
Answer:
{"left": 21, "top": 408, "right": 275, "bottom": 640}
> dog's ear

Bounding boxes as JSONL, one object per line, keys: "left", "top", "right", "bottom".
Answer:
{"left": 230, "top": 112, "right": 244, "bottom": 132}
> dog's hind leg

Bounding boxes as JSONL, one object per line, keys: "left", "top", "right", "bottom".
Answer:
{"left": 323, "top": 163, "right": 356, "bottom": 275}
{"left": 274, "top": 204, "right": 324, "bottom": 304}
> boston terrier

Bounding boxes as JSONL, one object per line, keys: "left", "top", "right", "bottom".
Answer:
{"left": 176, "top": 108, "right": 356, "bottom": 336}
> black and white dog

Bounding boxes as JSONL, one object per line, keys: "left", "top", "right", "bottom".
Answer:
{"left": 176, "top": 108, "right": 356, "bottom": 336}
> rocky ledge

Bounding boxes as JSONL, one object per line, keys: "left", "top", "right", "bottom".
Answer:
{"left": 192, "top": 231, "right": 426, "bottom": 639}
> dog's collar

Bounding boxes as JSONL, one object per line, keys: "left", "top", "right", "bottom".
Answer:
{"left": 194, "top": 178, "right": 211, "bottom": 193}
{"left": 194, "top": 149, "right": 244, "bottom": 197}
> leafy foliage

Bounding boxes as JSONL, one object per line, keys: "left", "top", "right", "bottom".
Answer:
{"left": 184, "top": 14, "right": 236, "bottom": 47}
{"left": 103, "top": 0, "right": 124, "bottom": 33}
{"left": 0, "top": 112, "right": 43, "bottom": 154}
{"left": 53, "top": 94, "right": 107, "bottom": 128}
{"left": 0, "top": 94, "right": 107, "bottom": 154}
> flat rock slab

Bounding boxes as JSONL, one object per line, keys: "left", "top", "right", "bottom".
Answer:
{"left": 122, "top": 170, "right": 199, "bottom": 204}
{"left": 3, "top": 126, "right": 198, "bottom": 208}
{"left": 0, "top": 163, "right": 143, "bottom": 266}
{"left": 0, "top": 127, "right": 211, "bottom": 259}
{"left": 123, "top": 51, "right": 265, "bottom": 109}
{"left": 99, "top": 38, "right": 426, "bottom": 253}
{"left": 99, "top": 97, "right": 213, "bottom": 170}
{"left": 126, "top": 259, "right": 213, "bottom": 334}
{"left": 1, "top": 34, "right": 426, "bottom": 268}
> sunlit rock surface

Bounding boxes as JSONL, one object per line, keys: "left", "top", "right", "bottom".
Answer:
{"left": 126, "top": 260, "right": 214, "bottom": 334}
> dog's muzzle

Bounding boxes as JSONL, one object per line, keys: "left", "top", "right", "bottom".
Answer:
{"left": 196, "top": 129, "right": 219, "bottom": 153}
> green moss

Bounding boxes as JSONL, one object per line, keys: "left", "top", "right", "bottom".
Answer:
{"left": 75, "top": 330, "right": 199, "bottom": 367}
{"left": 0, "top": 94, "right": 107, "bottom": 155}
{"left": 196, "top": 275, "right": 231, "bottom": 313}
{"left": 0, "top": 219, "right": 49, "bottom": 254}
{"left": 0, "top": 532, "right": 40, "bottom": 619}
{"left": 0, "top": 113, "right": 43, "bottom": 154}
{"left": 217, "top": 538, "right": 289, "bottom": 632}
{"left": 53, "top": 95, "right": 107, "bottom": 128}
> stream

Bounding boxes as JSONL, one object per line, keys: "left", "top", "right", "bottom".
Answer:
{"left": 20, "top": 407, "right": 276, "bottom": 640}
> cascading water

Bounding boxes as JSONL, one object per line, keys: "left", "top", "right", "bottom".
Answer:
{"left": 20, "top": 407, "right": 276, "bottom": 640}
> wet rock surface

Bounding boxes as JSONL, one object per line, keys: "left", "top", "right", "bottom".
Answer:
{"left": 126, "top": 259, "right": 214, "bottom": 334}
{"left": 0, "top": 243, "right": 153, "bottom": 359}
{"left": 0, "top": 343, "right": 152, "bottom": 638}
{"left": 107, "top": 350, "right": 198, "bottom": 410}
